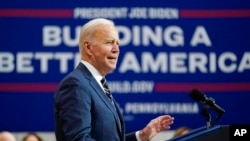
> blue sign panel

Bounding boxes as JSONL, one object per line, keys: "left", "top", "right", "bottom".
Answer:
{"left": 0, "top": 0, "right": 250, "bottom": 132}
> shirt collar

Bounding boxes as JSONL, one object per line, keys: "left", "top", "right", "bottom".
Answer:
{"left": 81, "top": 60, "right": 104, "bottom": 89}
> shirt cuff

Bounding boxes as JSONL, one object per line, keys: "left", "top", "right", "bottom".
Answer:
{"left": 136, "top": 131, "right": 142, "bottom": 141}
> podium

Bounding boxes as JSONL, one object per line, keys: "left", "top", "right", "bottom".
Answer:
{"left": 168, "top": 125, "right": 229, "bottom": 141}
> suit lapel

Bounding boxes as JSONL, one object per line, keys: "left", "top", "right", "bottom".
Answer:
{"left": 77, "top": 63, "right": 123, "bottom": 135}
{"left": 113, "top": 98, "right": 125, "bottom": 136}
{"left": 89, "top": 79, "right": 123, "bottom": 134}
{"left": 77, "top": 63, "right": 114, "bottom": 110}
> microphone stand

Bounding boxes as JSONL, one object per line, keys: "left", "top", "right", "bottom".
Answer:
{"left": 201, "top": 106, "right": 211, "bottom": 129}
{"left": 201, "top": 101, "right": 224, "bottom": 129}
{"left": 211, "top": 112, "right": 223, "bottom": 127}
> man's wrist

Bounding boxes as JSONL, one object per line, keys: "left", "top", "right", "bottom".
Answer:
{"left": 138, "top": 130, "right": 148, "bottom": 141}
{"left": 135, "top": 131, "right": 142, "bottom": 141}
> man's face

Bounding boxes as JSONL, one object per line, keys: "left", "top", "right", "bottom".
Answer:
{"left": 88, "top": 25, "right": 120, "bottom": 76}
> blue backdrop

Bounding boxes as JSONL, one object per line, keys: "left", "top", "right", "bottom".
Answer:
{"left": 0, "top": 0, "right": 250, "bottom": 133}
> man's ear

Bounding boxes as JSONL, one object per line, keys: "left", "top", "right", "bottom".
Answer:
{"left": 84, "top": 41, "right": 93, "bottom": 56}
{"left": 84, "top": 41, "right": 90, "bottom": 49}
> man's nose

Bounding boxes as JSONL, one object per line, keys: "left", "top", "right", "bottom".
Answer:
{"left": 112, "top": 44, "right": 119, "bottom": 53}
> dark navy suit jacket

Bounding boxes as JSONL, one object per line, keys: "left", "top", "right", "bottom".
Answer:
{"left": 54, "top": 63, "right": 137, "bottom": 141}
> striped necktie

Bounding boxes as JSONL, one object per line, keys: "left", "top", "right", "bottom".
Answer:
{"left": 101, "top": 77, "right": 122, "bottom": 132}
{"left": 101, "top": 78, "right": 112, "bottom": 100}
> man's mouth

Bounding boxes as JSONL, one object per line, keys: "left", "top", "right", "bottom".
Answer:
{"left": 108, "top": 56, "right": 117, "bottom": 60}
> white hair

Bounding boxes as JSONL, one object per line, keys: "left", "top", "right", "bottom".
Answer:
{"left": 78, "top": 18, "right": 115, "bottom": 54}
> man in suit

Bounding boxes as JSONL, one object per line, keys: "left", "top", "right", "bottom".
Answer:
{"left": 54, "top": 18, "right": 174, "bottom": 141}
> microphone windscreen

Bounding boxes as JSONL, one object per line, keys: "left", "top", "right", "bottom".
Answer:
{"left": 189, "top": 88, "right": 206, "bottom": 102}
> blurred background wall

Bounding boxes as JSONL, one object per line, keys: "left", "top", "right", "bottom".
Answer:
{"left": 0, "top": 0, "right": 250, "bottom": 140}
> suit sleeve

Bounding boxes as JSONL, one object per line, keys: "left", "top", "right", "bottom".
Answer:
{"left": 55, "top": 77, "right": 95, "bottom": 141}
{"left": 126, "top": 132, "right": 137, "bottom": 141}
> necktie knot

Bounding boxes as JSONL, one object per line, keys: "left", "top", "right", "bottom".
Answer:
{"left": 101, "top": 78, "right": 112, "bottom": 99}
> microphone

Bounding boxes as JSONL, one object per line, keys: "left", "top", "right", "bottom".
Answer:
{"left": 189, "top": 88, "right": 225, "bottom": 114}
